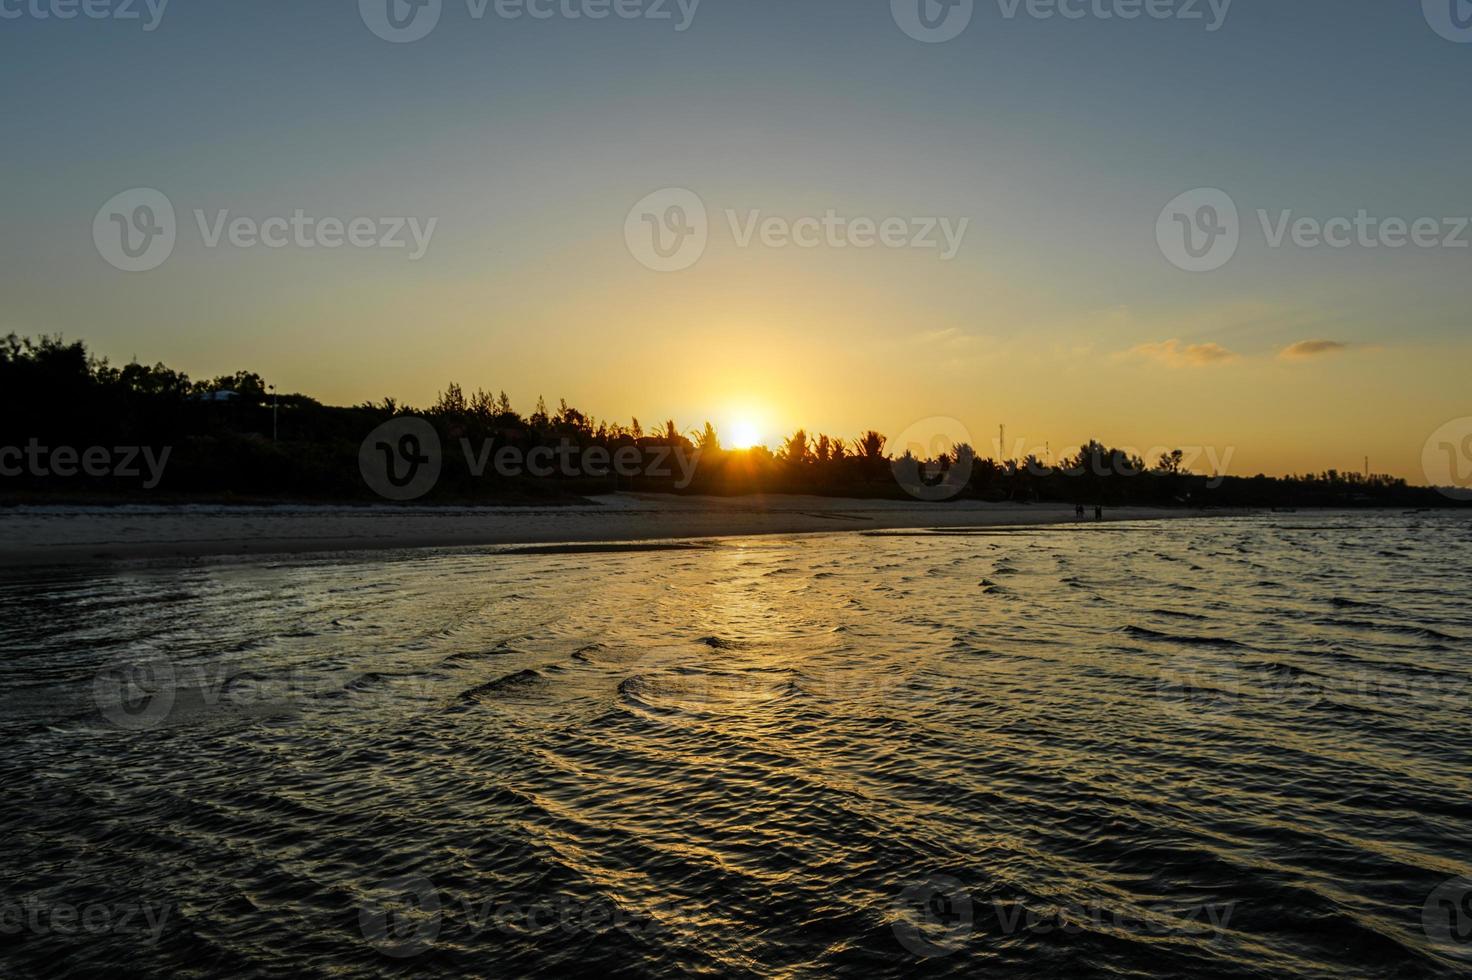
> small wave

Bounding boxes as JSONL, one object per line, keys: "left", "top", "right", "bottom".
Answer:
{"left": 616, "top": 675, "right": 647, "bottom": 703}
{"left": 1317, "top": 618, "right": 1460, "bottom": 641}
{"left": 459, "top": 669, "right": 544, "bottom": 701}
{"left": 439, "top": 647, "right": 513, "bottom": 667}
{"left": 343, "top": 669, "right": 435, "bottom": 692}
{"left": 570, "top": 642, "right": 605, "bottom": 662}
{"left": 697, "top": 636, "right": 752, "bottom": 650}
{"left": 1118, "top": 625, "right": 1247, "bottom": 649}
{"left": 1149, "top": 608, "right": 1207, "bottom": 621}
{"left": 1246, "top": 659, "right": 1325, "bottom": 680}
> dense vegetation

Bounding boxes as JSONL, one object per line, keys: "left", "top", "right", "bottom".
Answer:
{"left": 1, "top": 335, "right": 1462, "bottom": 509}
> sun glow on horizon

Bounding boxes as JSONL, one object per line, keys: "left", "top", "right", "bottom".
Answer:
{"left": 728, "top": 418, "right": 762, "bottom": 450}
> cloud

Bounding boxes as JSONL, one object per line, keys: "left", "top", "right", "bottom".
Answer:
{"left": 1279, "top": 339, "right": 1351, "bottom": 360}
{"left": 1128, "top": 339, "right": 1237, "bottom": 367}
{"left": 916, "top": 327, "right": 983, "bottom": 351}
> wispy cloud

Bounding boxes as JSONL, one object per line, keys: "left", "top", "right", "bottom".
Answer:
{"left": 1127, "top": 339, "right": 1237, "bottom": 367}
{"left": 1279, "top": 339, "right": 1351, "bottom": 360}
{"left": 915, "top": 327, "right": 983, "bottom": 351}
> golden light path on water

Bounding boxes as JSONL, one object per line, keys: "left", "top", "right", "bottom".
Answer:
{"left": 0, "top": 513, "right": 1470, "bottom": 976}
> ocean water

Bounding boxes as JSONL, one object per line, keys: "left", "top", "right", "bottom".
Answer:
{"left": 2, "top": 513, "right": 1470, "bottom": 978}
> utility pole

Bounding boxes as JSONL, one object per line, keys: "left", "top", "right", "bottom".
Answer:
{"left": 270, "top": 385, "right": 278, "bottom": 443}
{"left": 999, "top": 424, "right": 1006, "bottom": 462}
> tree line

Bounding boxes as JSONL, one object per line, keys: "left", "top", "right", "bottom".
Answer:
{"left": 0, "top": 335, "right": 1460, "bottom": 508}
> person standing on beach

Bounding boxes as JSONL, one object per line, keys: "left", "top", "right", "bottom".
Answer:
{"left": 1094, "top": 504, "right": 1103, "bottom": 521}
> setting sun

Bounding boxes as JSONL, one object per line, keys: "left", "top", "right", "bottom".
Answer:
{"left": 728, "top": 419, "right": 762, "bottom": 450}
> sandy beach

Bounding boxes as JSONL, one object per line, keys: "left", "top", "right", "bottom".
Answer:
{"left": 0, "top": 494, "right": 1221, "bottom": 568}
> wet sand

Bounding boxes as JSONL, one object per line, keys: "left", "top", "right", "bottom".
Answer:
{"left": 0, "top": 494, "right": 1222, "bottom": 567}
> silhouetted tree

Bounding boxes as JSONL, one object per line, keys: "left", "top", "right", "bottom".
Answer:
{"left": 434, "top": 383, "right": 467, "bottom": 417}
{"left": 695, "top": 422, "right": 721, "bottom": 452}
{"left": 856, "top": 430, "right": 885, "bottom": 462}
{"left": 780, "top": 430, "right": 810, "bottom": 466}
{"left": 1155, "top": 449, "right": 1185, "bottom": 475}
{"left": 814, "top": 434, "right": 832, "bottom": 465}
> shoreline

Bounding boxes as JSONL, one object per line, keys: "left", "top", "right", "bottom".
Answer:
{"left": 0, "top": 494, "right": 1239, "bottom": 569}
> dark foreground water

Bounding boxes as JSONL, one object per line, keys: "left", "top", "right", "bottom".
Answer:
{"left": 2, "top": 513, "right": 1471, "bottom": 978}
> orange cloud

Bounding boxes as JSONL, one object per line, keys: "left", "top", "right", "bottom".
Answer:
{"left": 1280, "top": 339, "right": 1350, "bottom": 360}
{"left": 1128, "top": 339, "right": 1237, "bottom": 367}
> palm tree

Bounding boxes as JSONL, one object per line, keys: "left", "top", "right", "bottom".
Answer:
{"left": 856, "top": 430, "right": 886, "bottom": 462}
{"left": 814, "top": 433, "right": 832, "bottom": 464}
{"left": 694, "top": 421, "right": 721, "bottom": 452}
{"left": 780, "top": 430, "right": 810, "bottom": 465}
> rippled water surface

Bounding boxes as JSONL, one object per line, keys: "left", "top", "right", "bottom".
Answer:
{"left": 3, "top": 513, "right": 1472, "bottom": 977}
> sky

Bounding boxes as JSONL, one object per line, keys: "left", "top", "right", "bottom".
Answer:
{"left": 2, "top": 0, "right": 1469, "bottom": 480}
